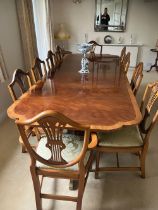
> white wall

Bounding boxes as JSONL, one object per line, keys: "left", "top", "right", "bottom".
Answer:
{"left": 0, "top": 0, "right": 24, "bottom": 122}
{"left": 53, "top": 0, "right": 158, "bottom": 69}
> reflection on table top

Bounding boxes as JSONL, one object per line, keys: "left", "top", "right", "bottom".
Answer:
{"left": 7, "top": 54, "right": 142, "bottom": 131}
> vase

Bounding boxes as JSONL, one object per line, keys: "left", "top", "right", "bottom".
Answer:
{"left": 78, "top": 43, "right": 92, "bottom": 74}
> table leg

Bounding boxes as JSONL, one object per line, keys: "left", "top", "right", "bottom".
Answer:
{"left": 147, "top": 64, "right": 156, "bottom": 72}
{"left": 147, "top": 53, "right": 158, "bottom": 72}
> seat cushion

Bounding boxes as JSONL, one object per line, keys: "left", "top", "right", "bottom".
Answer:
{"left": 36, "top": 134, "right": 90, "bottom": 171}
{"left": 98, "top": 126, "right": 143, "bottom": 147}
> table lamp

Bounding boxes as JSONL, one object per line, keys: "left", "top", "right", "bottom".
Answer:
{"left": 54, "top": 24, "right": 70, "bottom": 50}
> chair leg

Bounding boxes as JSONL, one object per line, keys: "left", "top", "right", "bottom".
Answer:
{"left": 76, "top": 175, "right": 85, "bottom": 210}
{"left": 95, "top": 151, "right": 100, "bottom": 179}
{"left": 140, "top": 151, "right": 146, "bottom": 178}
{"left": 21, "top": 143, "right": 27, "bottom": 153}
{"left": 30, "top": 166, "right": 42, "bottom": 210}
{"left": 19, "top": 136, "right": 27, "bottom": 153}
{"left": 116, "top": 153, "right": 120, "bottom": 167}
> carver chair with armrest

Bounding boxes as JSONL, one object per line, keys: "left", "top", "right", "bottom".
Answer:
{"left": 130, "top": 62, "right": 143, "bottom": 96}
{"left": 95, "top": 81, "right": 158, "bottom": 178}
{"left": 8, "top": 69, "right": 39, "bottom": 153}
{"left": 17, "top": 110, "right": 98, "bottom": 210}
{"left": 88, "top": 40, "right": 103, "bottom": 57}
{"left": 88, "top": 40, "right": 119, "bottom": 74}
{"left": 31, "top": 57, "right": 47, "bottom": 83}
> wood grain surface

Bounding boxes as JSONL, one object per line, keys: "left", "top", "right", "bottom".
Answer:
{"left": 7, "top": 54, "right": 142, "bottom": 131}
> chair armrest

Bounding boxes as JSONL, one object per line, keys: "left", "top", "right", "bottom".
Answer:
{"left": 88, "top": 133, "right": 98, "bottom": 149}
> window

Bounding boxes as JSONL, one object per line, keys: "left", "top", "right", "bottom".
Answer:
{"left": 32, "top": 0, "right": 49, "bottom": 60}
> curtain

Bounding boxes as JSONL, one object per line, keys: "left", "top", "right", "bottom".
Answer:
{"left": 0, "top": 46, "right": 8, "bottom": 82}
{"left": 45, "top": 0, "right": 55, "bottom": 51}
{"left": 32, "top": 0, "right": 55, "bottom": 60}
{"left": 16, "top": 0, "right": 38, "bottom": 70}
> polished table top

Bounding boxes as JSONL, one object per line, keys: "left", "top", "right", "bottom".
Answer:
{"left": 7, "top": 54, "right": 142, "bottom": 131}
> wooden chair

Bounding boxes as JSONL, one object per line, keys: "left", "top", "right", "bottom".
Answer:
{"left": 46, "top": 50, "right": 56, "bottom": 78}
{"left": 130, "top": 62, "right": 143, "bottom": 96}
{"left": 56, "top": 45, "right": 72, "bottom": 56}
{"left": 8, "top": 69, "right": 32, "bottom": 101}
{"left": 120, "top": 46, "right": 126, "bottom": 64}
{"left": 17, "top": 110, "right": 97, "bottom": 210}
{"left": 122, "top": 51, "right": 130, "bottom": 74}
{"left": 88, "top": 40, "right": 119, "bottom": 73}
{"left": 88, "top": 40, "right": 103, "bottom": 57}
{"left": 55, "top": 45, "right": 64, "bottom": 68}
{"left": 31, "top": 57, "right": 47, "bottom": 83}
{"left": 8, "top": 69, "right": 35, "bottom": 152}
{"left": 95, "top": 81, "right": 158, "bottom": 178}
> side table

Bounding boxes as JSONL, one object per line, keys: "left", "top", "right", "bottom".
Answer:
{"left": 148, "top": 48, "right": 158, "bottom": 72}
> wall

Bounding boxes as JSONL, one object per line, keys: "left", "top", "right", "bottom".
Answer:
{"left": 53, "top": 0, "right": 158, "bottom": 69}
{"left": 0, "top": 0, "right": 24, "bottom": 122}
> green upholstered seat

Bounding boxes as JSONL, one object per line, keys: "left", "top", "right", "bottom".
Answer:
{"left": 36, "top": 134, "right": 89, "bottom": 170}
{"left": 98, "top": 126, "right": 143, "bottom": 147}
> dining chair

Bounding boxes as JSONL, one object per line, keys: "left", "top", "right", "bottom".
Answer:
{"left": 31, "top": 57, "right": 47, "bottom": 83}
{"left": 55, "top": 45, "right": 64, "bottom": 68}
{"left": 120, "top": 46, "right": 126, "bottom": 65}
{"left": 17, "top": 110, "right": 97, "bottom": 210}
{"left": 88, "top": 40, "right": 113, "bottom": 74}
{"left": 46, "top": 50, "right": 57, "bottom": 78}
{"left": 130, "top": 62, "right": 143, "bottom": 96}
{"left": 121, "top": 51, "right": 130, "bottom": 74}
{"left": 8, "top": 68, "right": 32, "bottom": 101}
{"left": 88, "top": 40, "right": 103, "bottom": 57}
{"left": 56, "top": 45, "right": 72, "bottom": 56}
{"left": 94, "top": 81, "right": 158, "bottom": 178}
{"left": 8, "top": 69, "right": 37, "bottom": 152}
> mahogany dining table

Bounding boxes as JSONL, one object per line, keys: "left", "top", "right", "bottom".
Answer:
{"left": 7, "top": 54, "right": 142, "bottom": 131}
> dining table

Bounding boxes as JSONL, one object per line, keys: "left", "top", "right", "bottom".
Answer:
{"left": 7, "top": 54, "right": 142, "bottom": 131}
